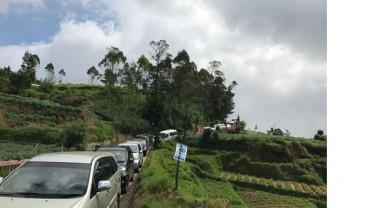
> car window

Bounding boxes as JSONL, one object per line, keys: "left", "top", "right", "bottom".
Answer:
{"left": 0, "top": 162, "right": 90, "bottom": 197}
{"left": 113, "top": 151, "right": 126, "bottom": 162}
{"left": 107, "top": 157, "right": 118, "bottom": 174}
{"left": 97, "top": 149, "right": 126, "bottom": 162}
{"left": 94, "top": 157, "right": 114, "bottom": 186}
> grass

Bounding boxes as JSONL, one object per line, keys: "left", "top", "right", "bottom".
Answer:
{"left": 136, "top": 141, "right": 246, "bottom": 207}
{"left": 133, "top": 136, "right": 326, "bottom": 207}
{"left": 237, "top": 188, "right": 318, "bottom": 208}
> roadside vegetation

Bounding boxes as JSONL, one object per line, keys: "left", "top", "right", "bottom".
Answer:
{"left": 133, "top": 134, "right": 326, "bottom": 208}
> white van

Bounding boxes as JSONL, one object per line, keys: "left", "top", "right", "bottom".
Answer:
{"left": 160, "top": 129, "right": 178, "bottom": 140}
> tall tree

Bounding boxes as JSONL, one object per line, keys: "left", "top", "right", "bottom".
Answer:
{"left": 208, "top": 60, "right": 222, "bottom": 75}
{"left": 172, "top": 49, "right": 197, "bottom": 100}
{"left": 144, "top": 40, "right": 173, "bottom": 130}
{"left": 136, "top": 55, "right": 152, "bottom": 91}
{"left": 45, "top": 63, "right": 55, "bottom": 81}
{"left": 58, "top": 69, "right": 66, "bottom": 83}
{"left": 98, "top": 46, "right": 127, "bottom": 86}
{"left": 148, "top": 40, "right": 172, "bottom": 94}
{"left": 87, "top": 66, "right": 99, "bottom": 84}
{"left": 0, "top": 66, "right": 14, "bottom": 93}
{"left": 120, "top": 62, "right": 140, "bottom": 90}
{"left": 8, "top": 51, "right": 41, "bottom": 93}
{"left": 19, "top": 51, "right": 40, "bottom": 83}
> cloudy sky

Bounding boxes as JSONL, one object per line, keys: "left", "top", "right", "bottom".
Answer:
{"left": 0, "top": 0, "right": 326, "bottom": 138}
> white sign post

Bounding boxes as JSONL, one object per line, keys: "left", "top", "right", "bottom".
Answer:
{"left": 174, "top": 143, "right": 188, "bottom": 190}
{"left": 173, "top": 143, "right": 187, "bottom": 162}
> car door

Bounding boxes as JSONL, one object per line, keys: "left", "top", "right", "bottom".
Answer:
{"left": 127, "top": 151, "right": 135, "bottom": 181}
{"left": 87, "top": 158, "right": 110, "bottom": 208}
{"left": 105, "top": 156, "right": 120, "bottom": 207}
{"left": 89, "top": 157, "right": 119, "bottom": 208}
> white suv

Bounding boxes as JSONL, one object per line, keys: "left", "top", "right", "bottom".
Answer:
{"left": 0, "top": 151, "right": 121, "bottom": 208}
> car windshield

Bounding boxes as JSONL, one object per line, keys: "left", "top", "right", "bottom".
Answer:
{"left": 121, "top": 144, "right": 138, "bottom": 153}
{"left": 0, "top": 162, "right": 90, "bottom": 198}
{"left": 98, "top": 149, "right": 126, "bottom": 162}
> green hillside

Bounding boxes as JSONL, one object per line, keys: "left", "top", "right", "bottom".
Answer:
{"left": 133, "top": 135, "right": 326, "bottom": 208}
{"left": 0, "top": 89, "right": 116, "bottom": 148}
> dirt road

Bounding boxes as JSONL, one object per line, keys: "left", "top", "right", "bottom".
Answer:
{"left": 120, "top": 156, "right": 146, "bottom": 207}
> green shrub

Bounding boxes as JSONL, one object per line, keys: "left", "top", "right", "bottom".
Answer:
{"left": 299, "top": 174, "right": 324, "bottom": 186}
{"left": 62, "top": 120, "right": 86, "bottom": 150}
{"left": 87, "top": 121, "right": 116, "bottom": 142}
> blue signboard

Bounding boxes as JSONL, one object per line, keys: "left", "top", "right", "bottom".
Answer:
{"left": 173, "top": 143, "right": 187, "bottom": 162}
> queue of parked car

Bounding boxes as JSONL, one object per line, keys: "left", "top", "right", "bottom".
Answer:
{"left": 0, "top": 133, "right": 157, "bottom": 208}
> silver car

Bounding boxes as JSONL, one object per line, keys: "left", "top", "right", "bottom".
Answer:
{"left": 0, "top": 151, "right": 121, "bottom": 208}
{"left": 118, "top": 142, "right": 143, "bottom": 173}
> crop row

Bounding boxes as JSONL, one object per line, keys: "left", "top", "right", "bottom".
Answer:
{"left": 0, "top": 92, "right": 81, "bottom": 113}
{"left": 3, "top": 112, "right": 81, "bottom": 123}
{"left": 0, "top": 126, "right": 63, "bottom": 144}
{"left": 219, "top": 172, "right": 326, "bottom": 198}
{"left": 237, "top": 187, "right": 322, "bottom": 208}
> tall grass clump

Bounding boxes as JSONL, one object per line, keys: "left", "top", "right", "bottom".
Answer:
{"left": 139, "top": 149, "right": 174, "bottom": 192}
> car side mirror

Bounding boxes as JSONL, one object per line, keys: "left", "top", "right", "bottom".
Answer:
{"left": 97, "top": 180, "right": 112, "bottom": 192}
{"left": 0, "top": 177, "right": 3, "bottom": 184}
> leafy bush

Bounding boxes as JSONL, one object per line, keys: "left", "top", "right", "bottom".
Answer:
{"left": 87, "top": 121, "right": 116, "bottom": 142}
{"left": 62, "top": 120, "right": 86, "bottom": 150}
{"left": 299, "top": 174, "right": 324, "bottom": 186}
{"left": 39, "top": 78, "right": 54, "bottom": 93}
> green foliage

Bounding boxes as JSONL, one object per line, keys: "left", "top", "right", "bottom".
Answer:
{"left": 137, "top": 142, "right": 246, "bottom": 208}
{"left": 237, "top": 187, "right": 318, "bottom": 208}
{"left": 87, "top": 121, "right": 116, "bottom": 142}
{"left": 62, "top": 120, "right": 86, "bottom": 150}
{"left": 139, "top": 150, "right": 174, "bottom": 192}
{"left": 39, "top": 78, "right": 55, "bottom": 92}
{"left": 299, "top": 174, "right": 324, "bottom": 186}
{"left": 0, "top": 126, "right": 62, "bottom": 144}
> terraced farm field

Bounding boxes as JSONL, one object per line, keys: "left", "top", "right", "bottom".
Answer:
{"left": 219, "top": 172, "right": 327, "bottom": 199}
{"left": 237, "top": 188, "right": 318, "bottom": 208}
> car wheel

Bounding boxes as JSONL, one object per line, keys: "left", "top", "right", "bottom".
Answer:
{"left": 121, "top": 178, "right": 129, "bottom": 194}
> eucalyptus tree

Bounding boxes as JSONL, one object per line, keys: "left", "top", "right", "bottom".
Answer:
{"left": 20, "top": 51, "right": 40, "bottom": 83}
{"left": 98, "top": 46, "right": 127, "bottom": 86}
{"left": 172, "top": 49, "right": 197, "bottom": 100}
{"left": 8, "top": 51, "right": 40, "bottom": 93}
{"left": 144, "top": 40, "right": 173, "bottom": 131}
{"left": 195, "top": 61, "right": 238, "bottom": 122}
{"left": 58, "top": 69, "right": 66, "bottom": 83}
{"left": 120, "top": 62, "right": 139, "bottom": 90}
{"left": 136, "top": 55, "right": 152, "bottom": 91}
{"left": 45, "top": 63, "right": 55, "bottom": 81}
{"left": 87, "top": 66, "right": 100, "bottom": 84}
{"left": 148, "top": 40, "right": 172, "bottom": 95}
